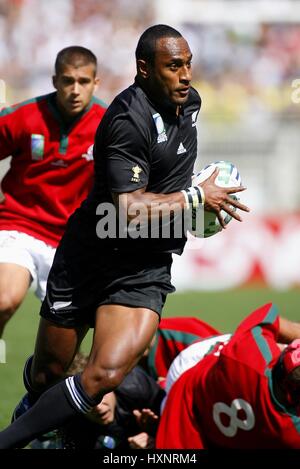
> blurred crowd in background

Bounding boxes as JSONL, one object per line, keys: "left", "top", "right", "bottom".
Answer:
{"left": 1, "top": 1, "right": 299, "bottom": 119}
{"left": 0, "top": 0, "right": 154, "bottom": 104}
{"left": 1, "top": 0, "right": 300, "bottom": 289}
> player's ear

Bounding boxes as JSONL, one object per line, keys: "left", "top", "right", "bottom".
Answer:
{"left": 137, "top": 59, "right": 150, "bottom": 79}
{"left": 52, "top": 75, "right": 58, "bottom": 90}
{"left": 94, "top": 76, "right": 100, "bottom": 89}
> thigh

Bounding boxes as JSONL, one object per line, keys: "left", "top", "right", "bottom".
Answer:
{"left": 87, "top": 305, "right": 159, "bottom": 373}
{"left": 0, "top": 263, "right": 31, "bottom": 306}
{"left": 30, "top": 317, "right": 89, "bottom": 391}
{"left": 0, "top": 230, "right": 37, "bottom": 281}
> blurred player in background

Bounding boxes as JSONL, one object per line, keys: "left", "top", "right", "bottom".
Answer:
{"left": 157, "top": 303, "right": 300, "bottom": 449}
{"left": 0, "top": 46, "right": 106, "bottom": 337}
{"left": 0, "top": 24, "right": 248, "bottom": 448}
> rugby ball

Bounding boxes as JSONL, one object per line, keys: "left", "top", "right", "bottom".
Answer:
{"left": 190, "top": 161, "right": 242, "bottom": 238}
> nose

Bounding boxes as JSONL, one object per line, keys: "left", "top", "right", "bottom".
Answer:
{"left": 180, "top": 65, "right": 192, "bottom": 83}
{"left": 71, "top": 81, "right": 80, "bottom": 95}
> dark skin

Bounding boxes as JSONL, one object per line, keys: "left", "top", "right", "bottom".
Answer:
{"left": 115, "top": 36, "right": 249, "bottom": 229}
{"left": 30, "top": 36, "right": 248, "bottom": 402}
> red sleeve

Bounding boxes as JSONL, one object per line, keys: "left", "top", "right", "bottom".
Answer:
{"left": 225, "top": 303, "right": 281, "bottom": 373}
{"left": 0, "top": 107, "right": 22, "bottom": 160}
{"left": 233, "top": 303, "right": 279, "bottom": 340}
{"left": 159, "top": 317, "right": 220, "bottom": 336}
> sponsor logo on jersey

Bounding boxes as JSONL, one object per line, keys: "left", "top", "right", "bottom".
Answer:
{"left": 82, "top": 144, "right": 94, "bottom": 161}
{"left": 131, "top": 165, "right": 142, "bottom": 183}
{"left": 191, "top": 109, "right": 199, "bottom": 127}
{"left": 177, "top": 142, "right": 187, "bottom": 155}
{"left": 31, "top": 134, "right": 45, "bottom": 160}
{"left": 152, "top": 113, "right": 168, "bottom": 143}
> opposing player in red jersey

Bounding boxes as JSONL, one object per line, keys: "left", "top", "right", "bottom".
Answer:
{"left": 156, "top": 303, "right": 300, "bottom": 449}
{"left": 0, "top": 46, "right": 106, "bottom": 336}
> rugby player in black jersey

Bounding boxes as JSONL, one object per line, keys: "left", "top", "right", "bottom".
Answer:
{"left": 0, "top": 24, "right": 249, "bottom": 448}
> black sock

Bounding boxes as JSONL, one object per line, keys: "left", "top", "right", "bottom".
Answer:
{"left": 0, "top": 374, "right": 98, "bottom": 449}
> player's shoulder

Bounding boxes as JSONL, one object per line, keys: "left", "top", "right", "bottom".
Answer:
{"left": 90, "top": 96, "right": 108, "bottom": 116}
{"left": 110, "top": 83, "right": 147, "bottom": 113}
{"left": 101, "top": 83, "right": 153, "bottom": 131}
{"left": 0, "top": 93, "right": 50, "bottom": 118}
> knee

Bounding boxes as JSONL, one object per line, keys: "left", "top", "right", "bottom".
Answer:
{"left": 31, "top": 361, "right": 66, "bottom": 392}
{"left": 81, "top": 364, "right": 126, "bottom": 399}
{"left": 0, "top": 292, "right": 19, "bottom": 321}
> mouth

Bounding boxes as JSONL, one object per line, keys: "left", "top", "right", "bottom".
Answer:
{"left": 176, "top": 88, "right": 190, "bottom": 97}
{"left": 69, "top": 101, "right": 82, "bottom": 108}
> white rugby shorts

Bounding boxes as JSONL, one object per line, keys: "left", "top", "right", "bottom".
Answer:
{"left": 0, "top": 230, "right": 56, "bottom": 300}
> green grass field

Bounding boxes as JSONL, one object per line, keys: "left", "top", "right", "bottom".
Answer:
{"left": 0, "top": 287, "right": 299, "bottom": 429}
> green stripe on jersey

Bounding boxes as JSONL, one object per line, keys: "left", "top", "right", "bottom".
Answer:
{"left": 267, "top": 369, "right": 300, "bottom": 433}
{"left": 147, "top": 329, "right": 204, "bottom": 379}
{"left": 91, "top": 95, "right": 108, "bottom": 108}
{"left": 251, "top": 304, "right": 278, "bottom": 373}
{"left": 263, "top": 304, "right": 278, "bottom": 326}
{"left": 251, "top": 326, "right": 273, "bottom": 370}
{"left": 59, "top": 133, "right": 69, "bottom": 154}
{"left": 0, "top": 95, "right": 46, "bottom": 116}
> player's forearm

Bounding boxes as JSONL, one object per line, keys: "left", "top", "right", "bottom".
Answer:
{"left": 278, "top": 317, "right": 300, "bottom": 343}
{"left": 116, "top": 190, "right": 186, "bottom": 223}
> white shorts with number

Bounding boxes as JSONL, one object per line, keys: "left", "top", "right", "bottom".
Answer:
{"left": 0, "top": 230, "right": 56, "bottom": 301}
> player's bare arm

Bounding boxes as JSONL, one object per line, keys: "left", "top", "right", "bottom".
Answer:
{"left": 113, "top": 189, "right": 185, "bottom": 225}
{"left": 278, "top": 317, "right": 300, "bottom": 343}
{"left": 113, "top": 171, "right": 249, "bottom": 228}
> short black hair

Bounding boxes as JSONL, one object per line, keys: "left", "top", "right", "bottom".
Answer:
{"left": 135, "top": 24, "right": 182, "bottom": 65}
{"left": 55, "top": 46, "right": 97, "bottom": 76}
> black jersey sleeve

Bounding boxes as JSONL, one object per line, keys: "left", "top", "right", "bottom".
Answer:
{"left": 104, "top": 114, "right": 151, "bottom": 193}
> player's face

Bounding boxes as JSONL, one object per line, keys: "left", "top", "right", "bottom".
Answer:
{"left": 147, "top": 37, "right": 192, "bottom": 107}
{"left": 53, "top": 63, "right": 99, "bottom": 118}
{"left": 88, "top": 392, "right": 117, "bottom": 425}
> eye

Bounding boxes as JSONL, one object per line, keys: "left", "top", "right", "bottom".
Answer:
{"left": 61, "top": 77, "right": 74, "bottom": 85}
{"left": 79, "top": 78, "right": 92, "bottom": 85}
{"left": 169, "top": 63, "right": 179, "bottom": 71}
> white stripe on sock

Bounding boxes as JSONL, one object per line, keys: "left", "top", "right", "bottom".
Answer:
{"left": 65, "top": 377, "right": 92, "bottom": 414}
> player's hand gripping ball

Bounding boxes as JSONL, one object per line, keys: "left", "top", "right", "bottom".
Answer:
{"left": 191, "top": 161, "right": 242, "bottom": 238}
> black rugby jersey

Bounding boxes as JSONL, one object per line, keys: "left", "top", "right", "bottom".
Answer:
{"left": 81, "top": 79, "right": 201, "bottom": 254}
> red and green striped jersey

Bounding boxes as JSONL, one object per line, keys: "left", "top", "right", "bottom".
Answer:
{"left": 0, "top": 92, "right": 106, "bottom": 246}
{"left": 157, "top": 304, "right": 300, "bottom": 449}
{"left": 147, "top": 316, "right": 220, "bottom": 386}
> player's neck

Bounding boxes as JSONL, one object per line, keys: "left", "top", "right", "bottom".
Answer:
{"left": 55, "top": 98, "right": 84, "bottom": 125}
